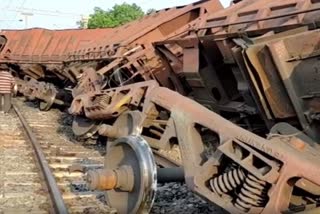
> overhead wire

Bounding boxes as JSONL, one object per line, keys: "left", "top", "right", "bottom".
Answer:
{"left": 0, "top": 0, "right": 85, "bottom": 29}
{"left": 3, "top": 7, "right": 82, "bottom": 18}
{"left": 0, "top": 0, "right": 14, "bottom": 29}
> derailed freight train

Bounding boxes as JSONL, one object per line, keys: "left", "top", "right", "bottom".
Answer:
{"left": 1, "top": 0, "right": 320, "bottom": 213}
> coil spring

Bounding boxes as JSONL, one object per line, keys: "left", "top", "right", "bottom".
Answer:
{"left": 234, "top": 173, "right": 268, "bottom": 212}
{"left": 210, "top": 168, "right": 245, "bottom": 195}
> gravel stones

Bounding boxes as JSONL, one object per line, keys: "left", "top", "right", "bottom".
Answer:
{"left": 152, "top": 183, "right": 227, "bottom": 214}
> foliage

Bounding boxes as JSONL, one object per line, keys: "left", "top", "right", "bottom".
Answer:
{"left": 83, "top": 3, "right": 145, "bottom": 29}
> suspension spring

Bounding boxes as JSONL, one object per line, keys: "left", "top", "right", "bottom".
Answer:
{"left": 210, "top": 168, "right": 245, "bottom": 195}
{"left": 234, "top": 173, "right": 268, "bottom": 212}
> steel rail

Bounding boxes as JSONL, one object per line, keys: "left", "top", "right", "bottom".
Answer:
{"left": 13, "top": 104, "right": 69, "bottom": 214}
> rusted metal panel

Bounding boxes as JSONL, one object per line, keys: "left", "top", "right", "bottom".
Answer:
{"left": 67, "top": 0, "right": 223, "bottom": 61}
{"left": 243, "top": 32, "right": 298, "bottom": 120}
{"left": 155, "top": 0, "right": 320, "bottom": 44}
{"left": 267, "top": 29, "right": 320, "bottom": 138}
{"left": 0, "top": 28, "right": 112, "bottom": 63}
{"left": 201, "top": 0, "right": 320, "bottom": 37}
{"left": 31, "top": 29, "right": 52, "bottom": 62}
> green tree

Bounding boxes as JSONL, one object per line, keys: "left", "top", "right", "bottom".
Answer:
{"left": 84, "top": 3, "right": 145, "bottom": 29}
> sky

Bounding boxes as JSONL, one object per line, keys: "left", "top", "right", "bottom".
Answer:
{"left": 0, "top": 0, "right": 231, "bottom": 29}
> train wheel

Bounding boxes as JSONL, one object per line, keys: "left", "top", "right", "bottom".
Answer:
{"left": 87, "top": 135, "right": 157, "bottom": 214}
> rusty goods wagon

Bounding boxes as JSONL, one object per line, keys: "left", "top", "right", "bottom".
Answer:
{"left": 0, "top": 28, "right": 112, "bottom": 110}
{"left": 0, "top": 28, "right": 111, "bottom": 79}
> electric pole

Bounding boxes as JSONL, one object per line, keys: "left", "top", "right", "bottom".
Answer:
{"left": 21, "top": 12, "right": 33, "bottom": 28}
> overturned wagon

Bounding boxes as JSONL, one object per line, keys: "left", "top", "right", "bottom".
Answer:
{"left": 0, "top": 28, "right": 111, "bottom": 109}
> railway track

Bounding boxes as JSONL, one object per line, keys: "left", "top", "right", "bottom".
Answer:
{"left": 0, "top": 108, "right": 50, "bottom": 213}
{"left": 1, "top": 99, "right": 114, "bottom": 213}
